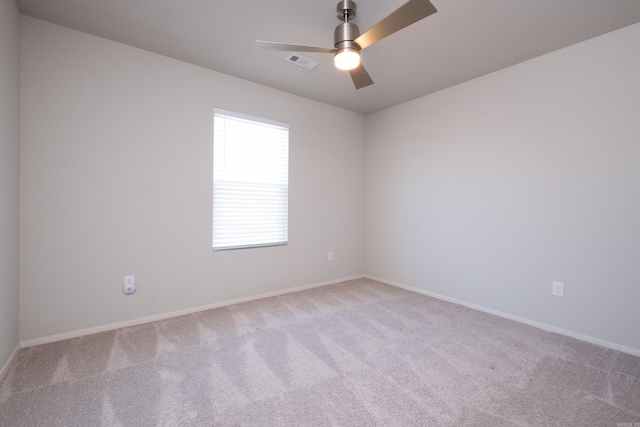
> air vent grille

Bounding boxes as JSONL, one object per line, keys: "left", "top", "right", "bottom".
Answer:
{"left": 285, "top": 54, "right": 319, "bottom": 70}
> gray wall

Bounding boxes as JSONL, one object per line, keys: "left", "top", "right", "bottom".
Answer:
{"left": 0, "top": 0, "right": 21, "bottom": 374}
{"left": 365, "top": 23, "right": 640, "bottom": 352}
{"left": 15, "top": 14, "right": 640, "bottom": 354}
{"left": 19, "top": 17, "right": 365, "bottom": 342}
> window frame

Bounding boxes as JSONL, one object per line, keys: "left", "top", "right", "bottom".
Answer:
{"left": 212, "top": 108, "right": 289, "bottom": 251}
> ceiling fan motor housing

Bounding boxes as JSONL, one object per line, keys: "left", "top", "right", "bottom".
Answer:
{"left": 334, "top": 22, "right": 360, "bottom": 50}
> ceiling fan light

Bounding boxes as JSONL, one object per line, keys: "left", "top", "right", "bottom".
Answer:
{"left": 334, "top": 48, "right": 360, "bottom": 70}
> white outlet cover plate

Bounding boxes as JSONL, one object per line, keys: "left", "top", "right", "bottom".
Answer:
{"left": 552, "top": 281, "right": 564, "bottom": 297}
{"left": 124, "top": 275, "right": 136, "bottom": 295}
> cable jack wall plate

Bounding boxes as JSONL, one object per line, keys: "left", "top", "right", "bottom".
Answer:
{"left": 285, "top": 54, "right": 319, "bottom": 70}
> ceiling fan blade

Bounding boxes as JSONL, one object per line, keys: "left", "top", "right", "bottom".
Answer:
{"left": 256, "top": 40, "right": 336, "bottom": 53}
{"left": 354, "top": 0, "right": 437, "bottom": 50}
{"left": 349, "top": 64, "right": 374, "bottom": 89}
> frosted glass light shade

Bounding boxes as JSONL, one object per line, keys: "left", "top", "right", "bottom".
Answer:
{"left": 334, "top": 49, "right": 360, "bottom": 70}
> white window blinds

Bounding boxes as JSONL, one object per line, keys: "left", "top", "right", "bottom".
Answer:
{"left": 213, "top": 108, "right": 289, "bottom": 250}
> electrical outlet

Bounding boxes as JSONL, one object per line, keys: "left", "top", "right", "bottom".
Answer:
{"left": 552, "top": 281, "right": 564, "bottom": 297}
{"left": 328, "top": 251, "right": 334, "bottom": 261}
{"left": 124, "top": 275, "right": 136, "bottom": 295}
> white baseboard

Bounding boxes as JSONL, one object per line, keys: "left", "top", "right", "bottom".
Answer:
{"left": 23, "top": 272, "right": 638, "bottom": 357}
{"left": 366, "top": 274, "right": 640, "bottom": 358}
{"left": 0, "top": 343, "right": 21, "bottom": 382}
{"left": 21, "top": 274, "right": 365, "bottom": 348}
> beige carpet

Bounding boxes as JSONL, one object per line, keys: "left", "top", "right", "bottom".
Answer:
{"left": 1, "top": 278, "right": 638, "bottom": 426}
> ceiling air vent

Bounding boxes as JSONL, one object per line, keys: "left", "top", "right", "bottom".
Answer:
{"left": 285, "top": 54, "right": 319, "bottom": 70}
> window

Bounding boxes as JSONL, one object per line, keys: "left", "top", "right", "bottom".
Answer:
{"left": 213, "top": 108, "right": 289, "bottom": 250}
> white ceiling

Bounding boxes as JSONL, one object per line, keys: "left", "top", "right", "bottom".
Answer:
{"left": 16, "top": 0, "right": 640, "bottom": 115}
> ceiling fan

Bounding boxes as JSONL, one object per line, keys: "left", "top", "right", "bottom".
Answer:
{"left": 256, "top": 0, "right": 438, "bottom": 89}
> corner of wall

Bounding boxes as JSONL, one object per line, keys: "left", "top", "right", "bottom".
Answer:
{"left": 0, "top": 0, "right": 22, "bottom": 376}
